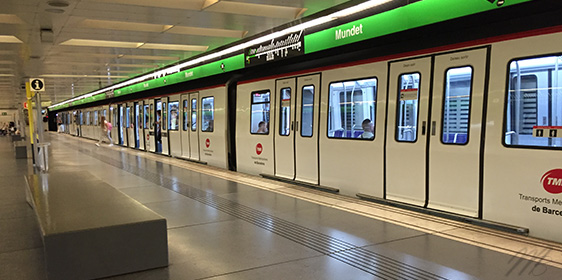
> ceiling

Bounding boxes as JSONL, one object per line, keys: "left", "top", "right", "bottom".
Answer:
{"left": 0, "top": 0, "right": 349, "bottom": 109}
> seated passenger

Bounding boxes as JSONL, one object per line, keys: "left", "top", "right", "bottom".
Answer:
{"left": 256, "top": 121, "right": 268, "bottom": 134}
{"left": 360, "top": 119, "right": 374, "bottom": 139}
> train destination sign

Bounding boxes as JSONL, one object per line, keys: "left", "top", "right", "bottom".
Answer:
{"left": 245, "top": 30, "right": 304, "bottom": 66}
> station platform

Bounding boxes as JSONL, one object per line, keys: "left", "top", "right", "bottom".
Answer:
{"left": 2, "top": 133, "right": 562, "bottom": 280}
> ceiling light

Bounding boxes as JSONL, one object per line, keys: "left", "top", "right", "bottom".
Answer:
{"left": 45, "top": 9, "right": 65, "bottom": 14}
{"left": 0, "top": 35, "right": 23, "bottom": 43}
{"left": 0, "top": 74, "right": 14, "bottom": 77}
{"left": 0, "top": 14, "right": 24, "bottom": 25}
{"left": 47, "top": 1, "right": 70, "bottom": 7}
{"left": 61, "top": 39, "right": 142, "bottom": 48}
{"left": 139, "top": 43, "right": 208, "bottom": 52}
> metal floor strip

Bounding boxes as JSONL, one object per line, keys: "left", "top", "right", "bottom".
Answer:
{"left": 73, "top": 143, "right": 449, "bottom": 280}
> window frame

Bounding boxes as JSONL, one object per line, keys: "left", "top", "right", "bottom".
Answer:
{"left": 440, "top": 65, "right": 474, "bottom": 146}
{"left": 326, "top": 76, "right": 378, "bottom": 141}
{"left": 394, "top": 72, "right": 422, "bottom": 143}
{"left": 250, "top": 89, "right": 271, "bottom": 135}
{"left": 201, "top": 96, "right": 214, "bottom": 133}
{"left": 300, "top": 84, "right": 315, "bottom": 138}
{"left": 502, "top": 53, "right": 562, "bottom": 151}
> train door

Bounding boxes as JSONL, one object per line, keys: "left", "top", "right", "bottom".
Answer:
{"left": 141, "top": 101, "right": 149, "bottom": 151}
{"left": 386, "top": 48, "right": 488, "bottom": 216}
{"left": 154, "top": 99, "right": 163, "bottom": 153}
{"left": 161, "top": 97, "right": 169, "bottom": 155}
{"left": 180, "top": 94, "right": 190, "bottom": 158}
{"left": 168, "top": 95, "right": 181, "bottom": 157}
{"left": 274, "top": 78, "right": 296, "bottom": 179}
{"left": 189, "top": 93, "right": 200, "bottom": 160}
{"left": 148, "top": 99, "right": 156, "bottom": 152}
{"left": 272, "top": 74, "right": 321, "bottom": 184}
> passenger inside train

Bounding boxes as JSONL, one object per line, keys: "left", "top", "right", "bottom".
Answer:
{"left": 360, "top": 119, "right": 374, "bottom": 139}
{"left": 256, "top": 121, "right": 268, "bottom": 134}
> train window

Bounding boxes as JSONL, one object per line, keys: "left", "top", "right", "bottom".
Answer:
{"left": 94, "top": 111, "right": 99, "bottom": 126}
{"left": 86, "top": 112, "right": 90, "bottom": 126}
{"left": 162, "top": 102, "right": 167, "bottom": 130}
{"left": 396, "top": 73, "right": 421, "bottom": 142}
{"left": 327, "top": 78, "right": 377, "bottom": 140}
{"left": 251, "top": 90, "right": 270, "bottom": 135}
{"left": 103, "top": 109, "right": 107, "bottom": 117}
{"left": 301, "top": 85, "right": 315, "bottom": 137}
{"left": 191, "top": 99, "right": 197, "bottom": 131}
{"left": 183, "top": 100, "right": 188, "bottom": 131}
{"left": 150, "top": 104, "right": 154, "bottom": 129}
{"left": 201, "top": 97, "right": 214, "bottom": 132}
{"left": 144, "top": 105, "right": 150, "bottom": 129}
{"left": 80, "top": 112, "right": 83, "bottom": 125}
{"left": 168, "top": 101, "right": 179, "bottom": 131}
{"left": 442, "top": 66, "right": 473, "bottom": 145}
{"left": 126, "top": 107, "right": 130, "bottom": 128}
{"left": 505, "top": 56, "right": 562, "bottom": 148}
{"left": 279, "top": 88, "right": 291, "bottom": 136}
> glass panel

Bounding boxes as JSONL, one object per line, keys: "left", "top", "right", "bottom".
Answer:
{"left": 168, "top": 101, "right": 179, "bottom": 131}
{"left": 150, "top": 104, "right": 154, "bottom": 129}
{"left": 442, "top": 67, "right": 472, "bottom": 144}
{"left": 505, "top": 56, "right": 562, "bottom": 148}
{"left": 94, "top": 111, "right": 98, "bottom": 126}
{"left": 301, "top": 85, "right": 315, "bottom": 137}
{"left": 162, "top": 102, "right": 167, "bottom": 130}
{"left": 201, "top": 97, "right": 214, "bottom": 132}
{"left": 86, "top": 112, "right": 90, "bottom": 126}
{"left": 279, "top": 88, "right": 291, "bottom": 136}
{"left": 156, "top": 101, "right": 162, "bottom": 131}
{"left": 191, "top": 99, "right": 197, "bottom": 131}
{"left": 251, "top": 91, "right": 270, "bottom": 134}
{"left": 396, "top": 73, "right": 421, "bottom": 142}
{"left": 328, "top": 78, "right": 377, "bottom": 139}
{"left": 126, "top": 107, "right": 130, "bottom": 128}
{"left": 183, "top": 100, "right": 188, "bottom": 131}
{"left": 144, "top": 105, "right": 150, "bottom": 129}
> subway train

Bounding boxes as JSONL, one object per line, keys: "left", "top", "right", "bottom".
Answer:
{"left": 53, "top": 1, "right": 562, "bottom": 243}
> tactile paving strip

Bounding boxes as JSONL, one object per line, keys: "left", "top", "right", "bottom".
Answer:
{"left": 75, "top": 145, "right": 448, "bottom": 280}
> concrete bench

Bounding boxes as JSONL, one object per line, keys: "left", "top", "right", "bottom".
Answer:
{"left": 25, "top": 171, "right": 168, "bottom": 279}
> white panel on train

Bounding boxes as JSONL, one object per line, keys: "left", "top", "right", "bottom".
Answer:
{"left": 484, "top": 32, "right": 562, "bottom": 243}
{"left": 274, "top": 78, "right": 296, "bottom": 180}
{"left": 427, "top": 48, "right": 488, "bottom": 217}
{"left": 168, "top": 94, "right": 181, "bottom": 157}
{"left": 295, "top": 74, "right": 321, "bottom": 184}
{"left": 320, "top": 62, "right": 387, "bottom": 197}
{"left": 236, "top": 80, "right": 275, "bottom": 176}
{"left": 110, "top": 105, "right": 118, "bottom": 145}
{"left": 199, "top": 87, "right": 228, "bottom": 169}
{"left": 386, "top": 57, "right": 432, "bottom": 206}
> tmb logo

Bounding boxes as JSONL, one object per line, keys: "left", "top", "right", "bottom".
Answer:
{"left": 486, "top": 0, "right": 505, "bottom": 7}
{"left": 205, "top": 138, "right": 210, "bottom": 148}
{"left": 541, "top": 169, "right": 562, "bottom": 194}
{"left": 256, "top": 143, "right": 263, "bottom": 155}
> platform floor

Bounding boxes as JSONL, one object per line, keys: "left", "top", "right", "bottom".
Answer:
{"left": 2, "top": 133, "right": 562, "bottom": 280}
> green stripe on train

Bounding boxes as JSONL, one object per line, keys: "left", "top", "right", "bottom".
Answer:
{"left": 304, "top": 0, "right": 533, "bottom": 54}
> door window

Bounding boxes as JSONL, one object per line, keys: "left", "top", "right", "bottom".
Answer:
{"left": 300, "top": 86, "right": 315, "bottom": 137}
{"left": 201, "top": 97, "right": 214, "bottom": 132}
{"left": 191, "top": 99, "right": 197, "bottom": 131}
{"left": 183, "top": 100, "right": 188, "bottom": 131}
{"left": 442, "top": 66, "right": 473, "bottom": 145}
{"left": 279, "top": 88, "right": 291, "bottom": 136}
{"left": 169, "top": 101, "right": 179, "bottom": 131}
{"left": 396, "top": 73, "right": 421, "bottom": 142}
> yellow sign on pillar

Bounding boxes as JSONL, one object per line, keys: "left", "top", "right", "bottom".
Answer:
{"left": 25, "top": 82, "right": 34, "bottom": 144}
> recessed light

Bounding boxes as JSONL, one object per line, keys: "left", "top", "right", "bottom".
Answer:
{"left": 47, "top": 1, "right": 69, "bottom": 8}
{"left": 45, "top": 8, "right": 65, "bottom": 14}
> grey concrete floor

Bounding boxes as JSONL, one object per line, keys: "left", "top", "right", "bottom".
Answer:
{"left": 2, "top": 133, "right": 562, "bottom": 280}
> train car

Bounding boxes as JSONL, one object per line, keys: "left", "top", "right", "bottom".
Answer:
{"left": 51, "top": 1, "right": 562, "bottom": 243}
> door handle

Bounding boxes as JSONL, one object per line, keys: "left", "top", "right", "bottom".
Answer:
{"left": 295, "top": 121, "right": 299, "bottom": 132}
{"left": 421, "top": 121, "right": 426, "bottom": 135}
{"left": 291, "top": 121, "right": 294, "bottom": 131}
{"left": 431, "top": 121, "right": 436, "bottom": 136}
